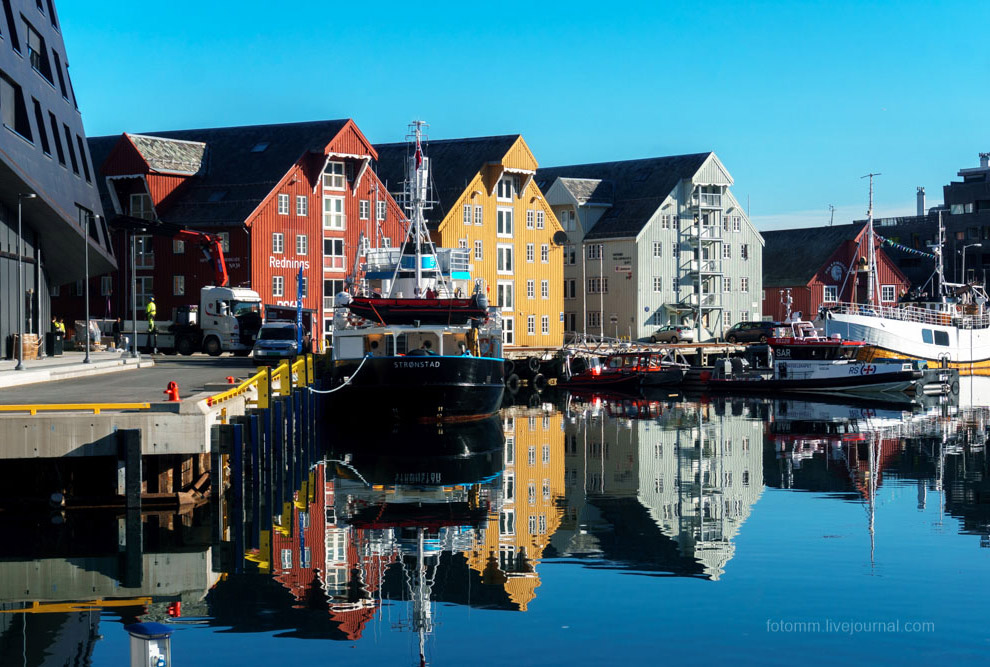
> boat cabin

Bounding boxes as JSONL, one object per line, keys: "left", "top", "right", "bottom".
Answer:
{"left": 335, "top": 324, "right": 501, "bottom": 359}
{"left": 769, "top": 321, "right": 865, "bottom": 361}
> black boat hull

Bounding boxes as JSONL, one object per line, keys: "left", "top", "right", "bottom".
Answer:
{"left": 329, "top": 355, "right": 505, "bottom": 421}
{"left": 706, "top": 369, "right": 923, "bottom": 394}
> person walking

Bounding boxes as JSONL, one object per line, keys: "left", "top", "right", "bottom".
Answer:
{"left": 112, "top": 317, "right": 122, "bottom": 351}
{"left": 146, "top": 296, "right": 157, "bottom": 354}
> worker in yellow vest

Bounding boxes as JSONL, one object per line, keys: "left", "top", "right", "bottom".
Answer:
{"left": 146, "top": 296, "right": 157, "bottom": 332}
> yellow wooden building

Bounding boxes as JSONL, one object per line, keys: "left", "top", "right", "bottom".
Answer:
{"left": 375, "top": 134, "right": 564, "bottom": 348}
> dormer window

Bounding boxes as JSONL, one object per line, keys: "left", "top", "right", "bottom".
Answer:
{"left": 323, "top": 161, "right": 345, "bottom": 190}
{"left": 497, "top": 176, "right": 517, "bottom": 201}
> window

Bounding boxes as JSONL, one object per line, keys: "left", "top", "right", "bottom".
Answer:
{"left": 741, "top": 277, "right": 749, "bottom": 293}
{"left": 653, "top": 277, "right": 663, "bottom": 292}
{"left": 323, "top": 196, "right": 345, "bottom": 229}
{"left": 934, "top": 330, "right": 949, "bottom": 346}
{"left": 527, "top": 279, "right": 535, "bottom": 299}
{"left": 503, "top": 472, "right": 514, "bottom": 500}
{"left": 323, "top": 238, "right": 344, "bottom": 271}
{"left": 474, "top": 205, "right": 483, "bottom": 225}
{"left": 359, "top": 200, "right": 370, "bottom": 220}
{"left": 135, "top": 234, "right": 154, "bottom": 269}
{"left": 733, "top": 216, "right": 741, "bottom": 233}
{"left": 565, "top": 279, "right": 576, "bottom": 299}
{"left": 741, "top": 244, "right": 749, "bottom": 260}
{"left": 588, "top": 243, "right": 602, "bottom": 260}
{"left": 564, "top": 244, "right": 576, "bottom": 265}
{"left": 376, "top": 201, "right": 386, "bottom": 222}
{"left": 741, "top": 310, "right": 750, "bottom": 322}
{"left": 497, "top": 176, "right": 516, "bottom": 201}
{"left": 881, "top": 284, "right": 895, "bottom": 302}
{"left": 296, "top": 195, "right": 308, "bottom": 216}
{"left": 725, "top": 311, "right": 731, "bottom": 325}
{"left": 653, "top": 241, "right": 662, "bottom": 257}
{"left": 296, "top": 234, "right": 308, "bottom": 255}
{"left": 173, "top": 275, "right": 185, "bottom": 296}
{"left": 323, "top": 161, "right": 345, "bottom": 190}
{"left": 672, "top": 242, "right": 678, "bottom": 257}
{"left": 463, "top": 204, "right": 471, "bottom": 225}
{"left": 588, "top": 311, "right": 601, "bottom": 328}
{"left": 31, "top": 98, "right": 48, "bottom": 155}
{"left": 526, "top": 243, "right": 534, "bottom": 262}
{"left": 723, "top": 244, "right": 731, "bottom": 259}
{"left": 528, "top": 482, "right": 536, "bottom": 505}
{"left": 503, "top": 317, "right": 514, "bottom": 345}
{"left": 217, "top": 232, "right": 230, "bottom": 253}
{"left": 541, "top": 315, "right": 549, "bottom": 334}
{"left": 497, "top": 244, "right": 513, "bottom": 273}
{"left": 130, "top": 193, "right": 153, "bottom": 220}
{"left": 560, "top": 209, "right": 575, "bottom": 230}
{"left": 0, "top": 73, "right": 33, "bottom": 142}
{"left": 280, "top": 549, "right": 292, "bottom": 570}
{"left": 661, "top": 214, "right": 671, "bottom": 229}
{"left": 62, "top": 125, "right": 77, "bottom": 172}
{"left": 173, "top": 239, "right": 185, "bottom": 254}
{"left": 823, "top": 285, "right": 837, "bottom": 303}
{"left": 542, "top": 444, "right": 550, "bottom": 463}
{"left": 497, "top": 281, "right": 514, "bottom": 310}
{"left": 500, "top": 510, "right": 515, "bottom": 536}
{"left": 497, "top": 208, "right": 513, "bottom": 237}
{"left": 272, "top": 275, "right": 284, "bottom": 297}
{"left": 300, "top": 276, "right": 308, "bottom": 298}
{"left": 24, "top": 19, "right": 52, "bottom": 84}
{"left": 475, "top": 240, "right": 483, "bottom": 260}
{"left": 588, "top": 277, "right": 608, "bottom": 294}
{"left": 48, "top": 112, "right": 64, "bottom": 165}
{"left": 536, "top": 210, "right": 545, "bottom": 229}
{"left": 527, "top": 315, "right": 535, "bottom": 334}
{"left": 541, "top": 280, "right": 549, "bottom": 299}
{"left": 76, "top": 136, "right": 91, "bottom": 181}
{"left": 541, "top": 244, "right": 549, "bottom": 263}
{"left": 723, "top": 277, "right": 731, "bottom": 292}
{"left": 672, "top": 277, "right": 678, "bottom": 291}
{"left": 100, "top": 276, "right": 112, "bottom": 296}
{"left": 526, "top": 209, "right": 535, "bottom": 229}
{"left": 272, "top": 232, "right": 284, "bottom": 254}
{"left": 277, "top": 194, "right": 289, "bottom": 215}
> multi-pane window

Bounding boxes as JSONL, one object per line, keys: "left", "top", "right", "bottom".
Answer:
{"left": 272, "top": 232, "right": 284, "bottom": 254}
{"left": 135, "top": 234, "right": 154, "bottom": 269}
{"left": 503, "top": 317, "right": 514, "bottom": 345}
{"left": 273, "top": 275, "right": 285, "bottom": 297}
{"left": 526, "top": 243, "right": 535, "bottom": 262}
{"left": 218, "top": 232, "right": 229, "bottom": 252}
{"left": 541, "top": 315, "right": 549, "bottom": 334}
{"left": 741, "top": 244, "right": 749, "bottom": 260}
{"left": 130, "top": 193, "right": 154, "bottom": 220}
{"left": 541, "top": 280, "right": 549, "bottom": 299}
{"left": 588, "top": 277, "right": 608, "bottom": 293}
{"left": 323, "top": 238, "right": 345, "bottom": 270}
{"left": 474, "top": 205, "right": 483, "bottom": 225}
{"left": 823, "top": 285, "right": 838, "bottom": 302}
{"left": 526, "top": 209, "right": 535, "bottom": 229}
{"left": 536, "top": 211, "right": 545, "bottom": 229}
{"left": 323, "top": 196, "right": 345, "bottom": 229}
{"left": 588, "top": 311, "right": 601, "bottom": 328}
{"left": 459, "top": 238, "right": 468, "bottom": 250}
{"left": 587, "top": 244, "right": 602, "bottom": 260}
{"left": 496, "top": 176, "right": 516, "bottom": 201}
{"left": 723, "top": 244, "right": 731, "bottom": 259}
{"left": 527, "top": 315, "right": 535, "bottom": 335}
{"left": 474, "top": 240, "right": 483, "bottom": 260}
{"left": 296, "top": 195, "right": 307, "bottom": 216}
{"left": 527, "top": 279, "right": 535, "bottom": 299}
{"left": 564, "top": 244, "right": 576, "bottom": 265}
{"left": 741, "top": 277, "right": 749, "bottom": 292}
{"left": 672, "top": 277, "right": 678, "bottom": 291}
{"left": 359, "top": 200, "right": 370, "bottom": 220}
{"left": 565, "top": 279, "right": 576, "bottom": 299}
{"left": 497, "top": 281, "right": 514, "bottom": 310}
{"left": 541, "top": 244, "right": 549, "bottom": 263}
{"left": 497, "top": 245, "right": 513, "bottom": 273}
{"left": 653, "top": 241, "right": 662, "bottom": 257}
{"left": 724, "top": 277, "right": 731, "bottom": 292}
{"left": 560, "top": 209, "right": 575, "bottom": 230}
{"left": 296, "top": 234, "right": 308, "bottom": 255}
{"left": 323, "top": 161, "right": 345, "bottom": 190}
{"left": 653, "top": 277, "right": 663, "bottom": 292}
{"left": 173, "top": 239, "right": 185, "bottom": 254}
{"left": 733, "top": 217, "right": 741, "bottom": 233}
{"left": 277, "top": 194, "right": 289, "bottom": 215}
{"left": 881, "top": 284, "right": 895, "bottom": 302}
{"left": 741, "top": 310, "right": 750, "bottom": 322}
{"left": 377, "top": 201, "right": 386, "bottom": 221}
{"left": 497, "top": 208, "right": 513, "bottom": 237}
{"left": 463, "top": 204, "right": 472, "bottom": 225}
{"left": 173, "top": 275, "right": 184, "bottom": 296}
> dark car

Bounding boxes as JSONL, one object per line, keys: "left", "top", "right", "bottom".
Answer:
{"left": 724, "top": 321, "right": 780, "bottom": 344}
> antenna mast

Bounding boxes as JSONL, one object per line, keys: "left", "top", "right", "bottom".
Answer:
{"left": 861, "top": 173, "right": 881, "bottom": 305}
{"left": 828, "top": 204, "right": 835, "bottom": 227}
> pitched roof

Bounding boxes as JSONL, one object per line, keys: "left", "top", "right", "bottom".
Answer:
{"left": 536, "top": 153, "right": 711, "bottom": 240}
{"left": 89, "top": 119, "right": 351, "bottom": 226}
{"left": 373, "top": 135, "right": 520, "bottom": 226}
{"left": 558, "top": 177, "right": 613, "bottom": 205}
{"left": 127, "top": 134, "right": 206, "bottom": 175}
{"left": 762, "top": 222, "right": 865, "bottom": 287}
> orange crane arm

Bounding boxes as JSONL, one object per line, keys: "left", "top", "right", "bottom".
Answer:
{"left": 174, "top": 229, "right": 229, "bottom": 287}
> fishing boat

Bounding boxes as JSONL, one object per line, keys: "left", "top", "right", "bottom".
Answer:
{"left": 706, "top": 320, "right": 926, "bottom": 395}
{"left": 560, "top": 349, "right": 688, "bottom": 391}
{"left": 820, "top": 178, "right": 990, "bottom": 376}
{"left": 327, "top": 122, "right": 505, "bottom": 422}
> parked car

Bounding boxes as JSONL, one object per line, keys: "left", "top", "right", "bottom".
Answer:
{"left": 650, "top": 325, "right": 695, "bottom": 344}
{"left": 724, "top": 321, "right": 780, "bottom": 344}
{"left": 252, "top": 321, "right": 299, "bottom": 363}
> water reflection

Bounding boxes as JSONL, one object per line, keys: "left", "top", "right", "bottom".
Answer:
{"left": 1, "top": 389, "right": 989, "bottom": 664}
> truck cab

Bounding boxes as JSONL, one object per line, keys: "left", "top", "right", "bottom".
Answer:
{"left": 200, "top": 286, "right": 263, "bottom": 355}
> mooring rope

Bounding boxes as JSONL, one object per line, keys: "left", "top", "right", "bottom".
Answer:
{"left": 307, "top": 354, "right": 370, "bottom": 394}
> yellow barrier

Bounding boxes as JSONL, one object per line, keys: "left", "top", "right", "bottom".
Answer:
{"left": 0, "top": 597, "right": 153, "bottom": 614}
{"left": 206, "top": 354, "right": 315, "bottom": 409}
{"left": 0, "top": 403, "right": 150, "bottom": 415}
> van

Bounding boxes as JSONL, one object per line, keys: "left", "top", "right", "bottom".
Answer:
{"left": 724, "top": 321, "right": 779, "bottom": 344}
{"left": 252, "top": 321, "right": 299, "bottom": 363}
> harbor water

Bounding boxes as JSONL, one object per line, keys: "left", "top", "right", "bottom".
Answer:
{"left": 2, "top": 384, "right": 989, "bottom": 666}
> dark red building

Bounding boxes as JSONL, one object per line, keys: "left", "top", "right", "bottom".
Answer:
{"left": 54, "top": 119, "right": 406, "bottom": 347}
{"left": 761, "top": 222, "right": 910, "bottom": 322}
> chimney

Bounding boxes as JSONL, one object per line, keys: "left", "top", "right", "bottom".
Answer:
{"left": 916, "top": 186, "right": 925, "bottom": 217}
{"left": 981, "top": 152, "right": 990, "bottom": 169}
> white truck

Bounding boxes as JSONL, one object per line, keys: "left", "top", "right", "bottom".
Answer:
{"left": 128, "top": 286, "right": 263, "bottom": 356}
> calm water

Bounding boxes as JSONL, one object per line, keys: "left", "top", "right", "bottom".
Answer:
{"left": 3, "top": 383, "right": 990, "bottom": 666}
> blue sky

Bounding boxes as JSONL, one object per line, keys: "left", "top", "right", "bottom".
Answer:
{"left": 60, "top": 0, "right": 988, "bottom": 230}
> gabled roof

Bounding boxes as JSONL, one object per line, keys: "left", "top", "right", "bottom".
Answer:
{"left": 373, "top": 135, "right": 520, "bottom": 226}
{"left": 762, "top": 222, "right": 865, "bottom": 287}
{"left": 557, "top": 177, "right": 613, "bottom": 205}
{"left": 127, "top": 133, "right": 206, "bottom": 175}
{"left": 89, "top": 119, "right": 351, "bottom": 226}
{"left": 536, "top": 153, "right": 711, "bottom": 240}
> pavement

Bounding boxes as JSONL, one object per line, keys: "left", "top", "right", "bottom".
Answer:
{"left": 0, "top": 353, "right": 259, "bottom": 404}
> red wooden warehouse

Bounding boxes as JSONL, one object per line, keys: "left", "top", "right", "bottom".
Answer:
{"left": 761, "top": 222, "right": 910, "bottom": 321}
{"left": 55, "top": 120, "right": 406, "bottom": 347}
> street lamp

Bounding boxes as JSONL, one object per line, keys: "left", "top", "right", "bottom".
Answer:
{"left": 82, "top": 213, "right": 100, "bottom": 364}
{"left": 130, "top": 229, "right": 143, "bottom": 359}
{"left": 962, "top": 243, "right": 982, "bottom": 285}
{"left": 15, "top": 193, "right": 37, "bottom": 370}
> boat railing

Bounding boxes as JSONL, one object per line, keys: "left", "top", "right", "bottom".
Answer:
{"left": 828, "top": 301, "right": 990, "bottom": 328}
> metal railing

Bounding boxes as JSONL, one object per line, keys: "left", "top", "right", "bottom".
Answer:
{"left": 206, "top": 355, "right": 316, "bottom": 408}
{"left": 828, "top": 301, "right": 990, "bottom": 329}
{"left": 0, "top": 403, "right": 150, "bottom": 415}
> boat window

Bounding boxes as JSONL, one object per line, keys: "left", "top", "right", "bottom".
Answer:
{"left": 921, "top": 329, "right": 933, "bottom": 344}
{"left": 395, "top": 333, "right": 408, "bottom": 355}
{"left": 934, "top": 330, "right": 949, "bottom": 346}
{"left": 364, "top": 334, "right": 387, "bottom": 356}
{"left": 625, "top": 357, "right": 637, "bottom": 368}
{"left": 609, "top": 357, "right": 623, "bottom": 369}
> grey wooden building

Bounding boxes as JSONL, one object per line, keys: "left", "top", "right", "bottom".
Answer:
{"left": 0, "top": 0, "right": 110, "bottom": 355}
{"left": 537, "top": 153, "right": 763, "bottom": 341}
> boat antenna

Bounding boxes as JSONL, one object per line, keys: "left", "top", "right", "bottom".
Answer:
{"left": 935, "top": 210, "right": 946, "bottom": 297}
{"left": 827, "top": 204, "right": 835, "bottom": 227}
{"left": 861, "top": 173, "right": 881, "bottom": 305}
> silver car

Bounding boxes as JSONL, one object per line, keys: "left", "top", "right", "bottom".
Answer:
{"left": 650, "top": 325, "right": 695, "bottom": 344}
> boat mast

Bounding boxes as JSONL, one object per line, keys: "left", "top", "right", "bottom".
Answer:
{"left": 861, "top": 173, "right": 881, "bottom": 305}
{"left": 936, "top": 210, "right": 946, "bottom": 297}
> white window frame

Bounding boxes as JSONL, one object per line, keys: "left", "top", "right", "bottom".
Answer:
{"left": 541, "top": 244, "right": 549, "bottom": 263}
{"left": 323, "top": 238, "right": 345, "bottom": 271}
{"left": 653, "top": 241, "right": 662, "bottom": 257}
{"left": 272, "top": 275, "right": 284, "bottom": 297}
{"left": 272, "top": 232, "right": 284, "bottom": 254}
{"left": 526, "top": 209, "right": 535, "bottom": 229}
{"left": 653, "top": 276, "right": 662, "bottom": 292}
{"left": 497, "top": 280, "right": 514, "bottom": 311}
{"left": 296, "top": 234, "right": 308, "bottom": 256}
{"left": 724, "top": 277, "right": 731, "bottom": 293}
{"left": 503, "top": 316, "right": 514, "bottom": 345}
{"left": 376, "top": 200, "right": 386, "bottom": 222}
{"left": 587, "top": 243, "right": 602, "bottom": 260}
{"left": 497, "top": 244, "right": 513, "bottom": 274}
{"left": 496, "top": 176, "right": 516, "bottom": 201}
{"left": 173, "top": 275, "right": 184, "bottom": 296}
{"left": 463, "top": 204, "right": 471, "bottom": 225}
{"left": 526, "top": 243, "right": 534, "bottom": 263}
{"left": 881, "top": 284, "right": 895, "bottom": 302}
{"left": 733, "top": 216, "right": 741, "bottom": 233}
{"left": 541, "top": 314, "right": 549, "bottom": 335}
{"left": 541, "top": 279, "right": 549, "bottom": 299}
{"left": 135, "top": 234, "right": 154, "bottom": 269}
{"left": 323, "top": 161, "right": 346, "bottom": 190}
{"left": 277, "top": 193, "right": 289, "bottom": 215}
{"left": 824, "top": 285, "right": 838, "bottom": 303}
{"left": 474, "top": 205, "right": 483, "bottom": 226}
{"left": 536, "top": 210, "right": 545, "bottom": 229}
{"left": 359, "top": 199, "right": 370, "bottom": 220}
{"left": 741, "top": 277, "right": 749, "bottom": 293}
{"left": 526, "top": 279, "right": 535, "bottom": 299}
{"left": 474, "top": 240, "right": 483, "bottom": 261}
{"left": 323, "top": 195, "right": 345, "bottom": 230}
{"left": 723, "top": 244, "right": 731, "bottom": 259}
{"left": 527, "top": 314, "right": 535, "bottom": 335}
{"left": 497, "top": 207, "right": 513, "bottom": 238}
{"left": 741, "top": 244, "right": 749, "bottom": 260}
{"left": 296, "top": 195, "right": 308, "bottom": 216}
